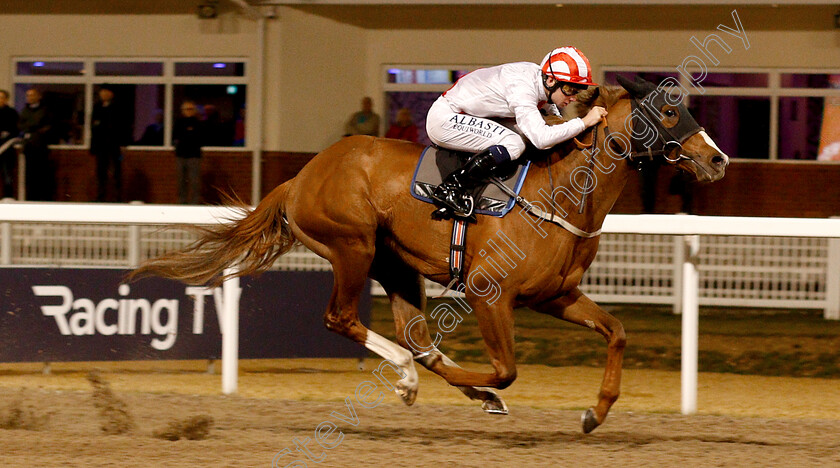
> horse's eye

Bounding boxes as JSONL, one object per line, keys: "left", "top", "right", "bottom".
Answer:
{"left": 664, "top": 109, "right": 677, "bottom": 118}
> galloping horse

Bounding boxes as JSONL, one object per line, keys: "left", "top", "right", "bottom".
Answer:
{"left": 131, "top": 76, "right": 728, "bottom": 433}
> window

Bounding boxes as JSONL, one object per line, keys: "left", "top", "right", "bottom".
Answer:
{"left": 14, "top": 83, "right": 85, "bottom": 145}
{"left": 17, "top": 61, "right": 85, "bottom": 76}
{"left": 383, "top": 66, "right": 473, "bottom": 145}
{"left": 780, "top": 74, "right": 840, "bottom": 161}
{"left": 12, "top": 58, "right": 249, "bottom": 149}
{"left": 602, "top": 68, "right": 840, "bottom": 161}
{"left": 174, "top": 84, "right": 247, "bottom": 147}
{"left": 94, "top": 62, "right": 163, "bottom": 77}
{"left": 175, "top": 62, "right": 245, "bottom": 77}
{"left": 689, "top": 95, "right": 770, "bottom": 160}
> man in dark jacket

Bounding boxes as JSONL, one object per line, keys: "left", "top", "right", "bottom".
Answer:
{"left": 90, "top": 84, "right": 130, "bottom": 202}
{"left": 18, "top": 88, "right": 53, "bottom": 201}
{"left": 0, "top": 90, "right": 19, "bottom": 197}
{"left": 173, "top": 100, "right": 205, "bottom": 204}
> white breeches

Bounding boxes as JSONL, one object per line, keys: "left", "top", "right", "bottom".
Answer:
{"left": 425, "top": 96, "right": 527, "bottom": 160}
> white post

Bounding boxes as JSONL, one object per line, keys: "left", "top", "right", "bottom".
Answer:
{"left": 681, "top": 234, "right": 700, "bottom": 415}
{"left": 127, "top": 202, "right": 143, "bottom": 268}
{"left": 826, "top": 237, "right": 840, "bottom": 320}
{"left": 221, "top": 266, "right": 242, "bottom": 394}
{"left": 0, "top": 221, "right": 10, "bottom": 265}
{"left": 16, "top": 146, "right": 25, "bottom": 201}
{"left": 672, "top": 234, "right": 684, "bottom": 315}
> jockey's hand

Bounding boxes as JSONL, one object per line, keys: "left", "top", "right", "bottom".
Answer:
{"left": 582, "top": 106, "right": 608, "bottom": 127}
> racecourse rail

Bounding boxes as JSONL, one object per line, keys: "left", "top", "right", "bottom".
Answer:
{"left": 2, "top": 201, "right": 840, "bottom": 415}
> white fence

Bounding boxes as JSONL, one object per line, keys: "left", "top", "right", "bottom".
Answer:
{"left": 2, "top": 201, "right": 840, "bottom": 414}
{"left": 1, "top": 203, "right": 837, "bottom": 317}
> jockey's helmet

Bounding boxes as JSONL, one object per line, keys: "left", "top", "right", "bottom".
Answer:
{"left": 540, "top": 47, "right": 597, "bottom": 97}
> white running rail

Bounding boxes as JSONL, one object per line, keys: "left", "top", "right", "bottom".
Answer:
{"left": 2, "top": 201, "right": 840, "bottom": 414}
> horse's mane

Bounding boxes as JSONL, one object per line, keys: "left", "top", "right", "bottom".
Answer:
{"left": 541, "top": 85, "right": 628, "bottom": 128}
{"left": 536, "top": 85, "right": 629, "bottom": 158}
{"left": 572, "top": 85, "right": 628, "bottom": 118}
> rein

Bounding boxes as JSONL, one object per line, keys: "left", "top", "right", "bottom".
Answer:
{"left": 489, "top": 121, "right": 605, "bottom": 239}
{"left": 489, "top": 89, "right": 703, "bottom": 240}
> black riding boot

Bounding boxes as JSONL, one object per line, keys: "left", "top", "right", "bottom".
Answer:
{"left": 431, "top": 146, "right": 508, "bottom": 221}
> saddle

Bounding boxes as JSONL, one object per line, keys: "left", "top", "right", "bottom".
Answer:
{"left": 410, "top": 146, "right": 531, "bottom": 218}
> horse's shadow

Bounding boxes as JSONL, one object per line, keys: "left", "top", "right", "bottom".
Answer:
{"left": 336, "top": 425, "right": 780, "bottom": 450}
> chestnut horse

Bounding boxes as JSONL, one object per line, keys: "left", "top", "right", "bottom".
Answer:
{"left": 131, "top": 77, "right": 728, "bottom": 433}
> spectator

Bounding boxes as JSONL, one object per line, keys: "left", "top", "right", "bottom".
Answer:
{"left": 344, "top": 96, "right": 380, "bottom": 137}
{"left": 18, "top": 88, "right": 54, "bottom": 201}
{"left": 136, "top": 109, "right": 164, "bottom": 146}
{"left": 0, "top": 90, "right": 19, "bottom": 198}
{"left": 233, "top": 107, "right": 245, "bottom": 146}
{"left": 173, "top": 100, "right": 205, "bottom": 204}
{"left": 90, "top": 85, "right": 130, "bottom": 202}
{"left": 203, "top": 104, "right": 233, "bottom": 146}
{"left": 385, "top": 108, "right": 419, "bottom": 143}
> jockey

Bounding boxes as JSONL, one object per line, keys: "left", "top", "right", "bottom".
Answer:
{"left": 426, "top": 47, "right": 609, "bottom": 220}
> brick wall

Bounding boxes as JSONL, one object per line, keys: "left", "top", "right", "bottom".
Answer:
{"left": 613, "top": 162, "right": 840, "bottom": 218}
{"left": 6, "top": 149, "right": 840, "bottom": 219}
{"left": 9, "top": 149, "right": 316, "bottom": 205}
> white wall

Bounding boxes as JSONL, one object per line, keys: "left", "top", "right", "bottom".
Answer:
{"left": 0, "top": 4, "right": 837, "bottom": 153}
{"left": 270, "top": 7, "right": 367, "bottom": 151}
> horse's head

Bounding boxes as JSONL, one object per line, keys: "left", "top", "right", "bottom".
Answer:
{"left": 576, "top": 76, "right": 728, "bottom": 183}
{"left": 617, "top": 75, "right": 728, "bottom": 182}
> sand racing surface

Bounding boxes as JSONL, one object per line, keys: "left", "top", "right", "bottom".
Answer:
{"left": 1, "top": 359, "right": 839, "bottom": 467}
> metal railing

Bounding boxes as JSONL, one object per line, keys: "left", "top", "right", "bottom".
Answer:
{"left": 0, "top": 202, "right": 837, "bottom": 317}
{"left": 2, "top": 202, "right": 840, "bottom": 413}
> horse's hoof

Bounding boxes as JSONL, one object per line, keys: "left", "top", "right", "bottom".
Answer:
{"left": 581, "top": 408, "right": 601, "bottom": 434}
{"left": 481, "top": 395, "right": 509, "bottom": 415}
{"left": 395, "top": 381, "right": 418, "bottom": 406}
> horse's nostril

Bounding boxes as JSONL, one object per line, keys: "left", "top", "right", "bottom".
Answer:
{"left": 712, "top": 155, "right": 726, "bottom": 167}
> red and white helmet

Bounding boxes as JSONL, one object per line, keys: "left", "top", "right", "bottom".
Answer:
{"left": 540, "top": 47, "right": 597, "bottom": 86}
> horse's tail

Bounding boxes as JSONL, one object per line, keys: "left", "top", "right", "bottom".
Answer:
{"left": 128, "top": 182, "right": 297, "bottom": 287}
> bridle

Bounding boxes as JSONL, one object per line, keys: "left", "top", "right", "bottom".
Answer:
{"left": 492, "top": 83, "right": 707, "bottom": 238}
{"left": 621, "top": 93, "right": 704, "bottom": 166}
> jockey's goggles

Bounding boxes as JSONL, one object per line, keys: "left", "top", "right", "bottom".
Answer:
{"left": 560, "top": 83, "right": 588, "bottom": 97}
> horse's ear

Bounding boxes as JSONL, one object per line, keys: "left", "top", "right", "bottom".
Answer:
{"left": 616, "top": 74, "right": 652, "bottom": 99}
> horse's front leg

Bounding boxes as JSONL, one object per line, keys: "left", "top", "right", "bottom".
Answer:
{"left": 417, "top": 296, "right": 519, "bottom": 390}
{"left": 378, "top": 265, "right": 508, "bottom": 413}
{"left": 371, "top": 248, "right": 508, "bottom": 412}
{"left": 532, "top": 287, "right": 626, "bottom": 433}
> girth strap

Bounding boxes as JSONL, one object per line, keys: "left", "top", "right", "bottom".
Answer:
{"left": 449, "top": 219, "right": 469, "bottom": 284}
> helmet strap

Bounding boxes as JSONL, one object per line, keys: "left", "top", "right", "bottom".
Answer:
{"left": 542, "top": 73, "right": 561, "bottom": 102}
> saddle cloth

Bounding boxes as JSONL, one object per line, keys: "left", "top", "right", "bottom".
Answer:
{"left": 410, "top": 146, "right": 531, "bottom": 217}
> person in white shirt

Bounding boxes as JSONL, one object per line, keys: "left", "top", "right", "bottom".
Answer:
{"left": 426, "top": 47, "right": 608, "bottom": 220}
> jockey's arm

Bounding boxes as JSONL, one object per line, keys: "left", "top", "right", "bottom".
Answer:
{"left": 513, "top": 103, "right": 585, "bottom": 150}
{"left": 502, "top": 69, "right": 586, "bottom": 150}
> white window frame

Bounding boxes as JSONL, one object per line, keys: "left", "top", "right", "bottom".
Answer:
{"left": 382, "top": 64, "right": 483, "bottom": 93}
{"left": 601, "top": 66, "right": 840, "bottom": 162}
{"left": 12, "top": 56, "right": 250, "bottom": 151}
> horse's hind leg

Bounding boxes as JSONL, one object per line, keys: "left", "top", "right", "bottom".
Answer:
{"left": 533, "top": 288, "right": 626, "bottom": 434}
{"left": 372, "top": 251, "right": 507, "bottom": 414}
{"left": 306, "top": 237, "right": 420, "bottom": 406}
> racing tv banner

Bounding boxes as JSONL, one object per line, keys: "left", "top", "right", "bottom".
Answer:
{"left": 0, "top": 269, "right": 370, "bottom": 362}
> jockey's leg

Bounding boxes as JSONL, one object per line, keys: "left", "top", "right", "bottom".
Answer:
{"left": 425, "top": 96, "right": 526, "bottom": 220}
{"left": 430, "top": 145, "right": 511, "bottom": 220}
